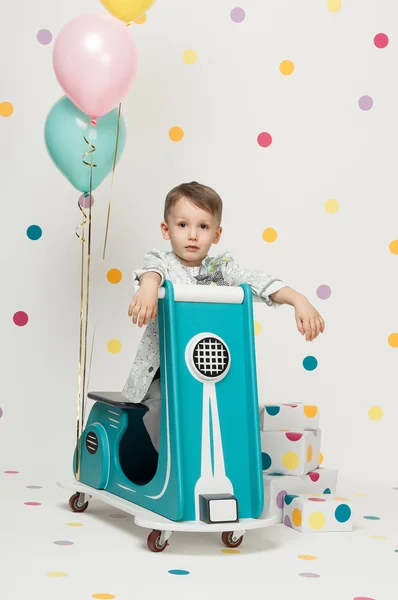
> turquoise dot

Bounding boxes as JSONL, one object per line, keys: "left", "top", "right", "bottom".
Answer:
{"left": 269, "top": 473, "right": 285, "bottom": 477}
{"left": 284, "top": 494, "right": 299, "bottom": 506}
{"left": 394, "top": 549, "right": 398, "bottom": 553}
{"left": 262, "top": 452, "right": 272, "bottom": 470}
{"left": 363, "top": 515, "right": 381, "bottom": 520}
{"left": 26, "top": 225, "right": 42, "bottom": 241}
{"left": 335, "top": 503, "right": 351, "bottom": 523}
{"left": 265, "top": 406, "right": 280, "bottom": 416}
{"left": 323, "top": 488, "right": 331, "bottom": 494}
{"left": 168, "top": 570, "right": 190, "bottom": 576}
{"left": 303, "top": 356, "right": 318, "bottom": 371}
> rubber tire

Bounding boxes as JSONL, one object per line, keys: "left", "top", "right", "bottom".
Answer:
{"left": 221, "top": 531, "right": 243, "bottom": 548}
{"left": 69, "top": 493, "right": 89, "bottom": 513}
{"left": 147, "top": 529, "right": 169, "bottom": 553}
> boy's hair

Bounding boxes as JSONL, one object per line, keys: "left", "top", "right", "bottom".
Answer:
{"left": 164, "top": 181, "right": 223, "bottom": 225}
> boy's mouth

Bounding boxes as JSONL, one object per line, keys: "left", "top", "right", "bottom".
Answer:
{"left": 186, "top": 245, "right": 199, "bottom": 251}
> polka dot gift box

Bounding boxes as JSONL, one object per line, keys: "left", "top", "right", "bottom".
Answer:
{"left": 261, "top": 467, "right": 338, "bottom": 523}
{"left": 261, "top": 429, "right": 321, "bottom": 475}
{"left": 260, "top": 403, "right": 320, "bottom": 431}
{"left": 283, "top": 494, "right": 353, "bottom": 533}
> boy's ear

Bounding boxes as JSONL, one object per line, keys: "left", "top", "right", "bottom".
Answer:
{"left": 213, "top": 226, "right": 222, "bottom": 244}
{"left": 160, "top": 221, "right": 170, "bottom": 240}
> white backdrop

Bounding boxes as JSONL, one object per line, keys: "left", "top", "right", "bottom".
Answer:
{"left": 1, "top": 0, "right": 397, "bottom": 484}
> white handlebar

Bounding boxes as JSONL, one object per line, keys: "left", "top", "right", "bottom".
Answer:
{"left": 133, "top": 283, "right": 263, "bottom": 304}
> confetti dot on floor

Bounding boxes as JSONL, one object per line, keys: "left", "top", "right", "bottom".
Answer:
{"left": 13, "top": 311, "right": 29, "bottom": 327}
{"left": 65, "top": 522, "right": 84, "bottom": 527}
{"left": 0, "top": 408, "right": 3, "bottom": 419}
{"left": 4, "top": 471, "right": 19, "bottom": 475}
{"left": 47, "top": 572, "right": 68, "bottom": 578}
{"left": 109, "top": 513, "right": 128, "bottom": 519}
{"left": 353, "top": 493, "right": 368, "bottom": 497}
{"left": 389, "top": 240, "right": 398, "bottom": 254}
{"left": 317, "top": 284, "right": 331, "bottom": 300}
{"left": 262, "top": 227, "right": 277, "bottom": 243}
{"left": 169, "top": 126, "right": 184, "bottom": 142}
{"left": 299, "top": 572, "right": 320, "bottom": 578}
{"left": 221, "top": 549, "right": 240, "bottom": 554}
{"left": 388, "top": 333, "right": 398, "bottom": 348}
{"left": 107, "top": 339, "right": 122, "bottom": 354}
{"left": 79, "top": 193, "right": 94, "bottom": 208}
{"left": 37, "top": 29, "right": 52, "bottom": 44}
{"left": 230, "top": 7, "right": 245, "bottom": 23}
{"left": 107, "top": 269, "right": 122, "bottom": 284}
{"left": 358, "top": 95, "right": 373, "bottom": 111}
{"left": 54, "top": 540, "right": 74, "bottom": 545}
{"left": 0, "top": 102, "right": 14, "bottom": 117}
{"left": 353, "top": 597, "right": 376, "bottom": 600}
{"left": 92, "top": 595, "right": 115, "bottom": 599}
{"left": 374, "top": 33, "right": 389, "bottom": 48}
{"left": 26, "top": 485, "right": 42, "bottom": 489}
{"left": 303, "top": 356, "right": 318, "bottom": 371}
{"left": 26, "top": 225, "right": 42, "bottom": 241}
{"left": 298, "top": 555, "right": 317, "bottom": 560}
{"left": 394, "top": 549, "right": 398, "bottom": 553}
{"left": 257, "top": 132, "right": 272, "bottom": 147}
{"left": 393, "top": 487, "right": 398, "bottom": 490}
{"left": 369, "top": 535, "right": 387, "bottom": 540}
{"left": 134, "top": 13, "right": 147, "bottom": 24}
{"left": 279, "top": 60, "right": 294, "bottom": 75}
{"left": 182, "top": 49, "right": 198, "bottom": 64}
{"left": 324, "top": 198, "right": 340, "bottom": 213}
{"left": 363, "top": 516, "right": 381, "bottom": 520}
{"left": 168, "top": 570, "right": 190, "bottom": 575}
{"left": 24, "top": 502, "right": 41, "bottom": 506}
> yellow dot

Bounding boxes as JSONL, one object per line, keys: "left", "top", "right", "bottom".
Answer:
{"left": 169, "top": 126, "right": 184, "bottom": 142}
{"left": 307, "top": 445, "right": 313, "bottom": 462}
{"left": 327, "top": 0, "right": 342, "bottom": 12}
{"left": 262, "top": 228, "right": 278, "bottom": 243}
{"left": 134, "top": 13, "right": 147, "bottom": 24}
{"left": 370, "top": 535, "right": 387, "bottom": 540}
{"left": 220, "top": 549, "right": 240, "bottom": 554}
{"left": 389, "top": 240, "right": 398, "bottom": 255}
{"left": 282, "top": 452, "right": 300, "bottom": 470}
{"left": 324, "top": 198, "right": 339, "bottom": 213}
{"left": 297, "top": 554, "right": 317, "bottom": 561}
{"left": 0, "top": 102, "right": 14, "bottom": 117}
{"left": 309, "top": 511, "right": 326, "bottom": 530}
{"left": 304, "top": 405, "right": 318, "bottom": 418}
{"left": 254, "top": 320, "right": 262, "bottom": 336}
{"left": 279, "top": 60, "right": 294, "bottom": 75}
{"left": 93, "top": 595, "right": 116, "bottom": 600}
{"left": 368, "top": 406, "right": 383, "bottom": 420}
{"left": 182, "top": 49, "right": 198, "bottom": 64}
{"left": 333, "top": 497, "right": 349, "bottom": 501}
{"left": 292, "top": 508, "right": 302, "bottom": 527}
{"left": 353, "top": 493, "right": 368, "bottom": 497}
{"left": 65, "top": 522, "right": 83, "bottom": 527}
{"left": 47, "top": 572, "right": 68, "bottom": 578}
{"left": 107, "top": 339, "right": 122, "bottom": 354}
{"left": 388, "top": 333, "right": 398, "bottom": 348}
{"left": 107, "top": 268, "right": 122, "bottom": 284}
{"left": 319, "top": 452, "right": 324, "bottom": 465}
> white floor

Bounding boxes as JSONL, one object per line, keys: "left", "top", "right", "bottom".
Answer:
{"left": 1, "top": 470, "right": 397, "bottom": 600}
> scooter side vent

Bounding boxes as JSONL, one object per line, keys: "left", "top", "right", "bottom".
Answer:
{"left": 86, "top": 432, "right": 98, "bottom": 455}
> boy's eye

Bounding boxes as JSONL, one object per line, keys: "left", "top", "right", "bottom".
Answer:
{"left": 200, "top": 224, "right": 208, "bottom": 229}
{"left": 178, "top": 223, "right": 186, "bottom": 228}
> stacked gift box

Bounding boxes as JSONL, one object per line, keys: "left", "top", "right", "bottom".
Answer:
{"left": 259, "top": 402, "right": 352, "bottom": 532}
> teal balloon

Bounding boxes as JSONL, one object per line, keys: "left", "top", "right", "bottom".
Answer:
{"left": 44, "top": 96, "right": 126, "bottom": 193}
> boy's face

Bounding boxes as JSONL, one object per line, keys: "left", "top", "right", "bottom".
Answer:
{"left": 160, "top": 197, "right": 222, "bottom": 267}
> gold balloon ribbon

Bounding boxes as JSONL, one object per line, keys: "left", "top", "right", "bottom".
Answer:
{"left": 103, "top": 103, "right": 122, "bottom": 261}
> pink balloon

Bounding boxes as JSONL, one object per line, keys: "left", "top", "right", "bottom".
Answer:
{"left": 53, "top": 13, "right": 138, "bottom": 118}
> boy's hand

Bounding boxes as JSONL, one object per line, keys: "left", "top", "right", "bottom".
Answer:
{"left": 128, "top": 287, "right": 158, "bottom": 328}
{"left": 293, "top": 296, "right": 325, "bottom": 341}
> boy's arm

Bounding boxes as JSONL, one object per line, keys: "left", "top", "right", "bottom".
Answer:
{"left": 269, "top": 286, "right": 304, "bottom": 307}
{"left": 133, "top": 249, "right": 167, "bottom": 287}
{"left": 220, "top": 259, "right": 287, "bottom": 308}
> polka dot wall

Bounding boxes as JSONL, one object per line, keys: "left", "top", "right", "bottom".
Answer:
{"left": 2, "top": 1, "right": 398, "bottom": 599}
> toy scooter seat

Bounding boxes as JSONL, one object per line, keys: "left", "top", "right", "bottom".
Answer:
{"left": 87, "top": 391, "right": 148, "bottom": 411}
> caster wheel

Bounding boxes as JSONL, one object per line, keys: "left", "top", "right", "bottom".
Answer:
{"left": 147, "top": 529, "right": 169, "bottom": 553}
{"left": 221, "top": 531, "right": 243, "bottom": 548}
{"left": 69, "top": 493, "right": 89, "bottom": 513}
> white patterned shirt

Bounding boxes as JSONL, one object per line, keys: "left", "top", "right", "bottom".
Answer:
{"left": 122, "top": 248, "right": 286, "bottom": 403}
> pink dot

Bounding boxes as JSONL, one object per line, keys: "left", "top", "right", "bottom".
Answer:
{"left": 353, "top": 597, "right": 376, "bottom": 600}
{"left": 374, "top": 33, "right": 389, "bottom": 48}
{"left": 308, "top": 497, "right": 326, "bottom": 502}
{"left": 4, "top": 470, "right": 19, "bottom": 475}
{"left": 13, "top": 311, "right": 29, "bottom": 327}
{"left": 299, "top": 573, "right": 320, "bottom": 578}
{"left": 317, "top": 285, "right": 331, "bottom": 300}
{"left": 286, "top": 432, "right": 303, "bottom": 442}
{"left": 282, "top": 403, "right": 298, "bottom": 408}
{"left": 307, "top": 472, "right": 320, "bottom": 482}
{"left": 24, "top": 502, "right": 41, "bottom": 506}
{"left": 257, "top": 132, "right": 272, "bottom": 148}
{"left": 54, "top": 540, "right": 74, "bottom": 546}
{"left": 26, "top": 485, "right": 43, "bottom": 489}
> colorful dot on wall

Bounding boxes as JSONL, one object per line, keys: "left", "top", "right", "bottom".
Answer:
{"left": 107, "top": 269, "right": 122, "bottom": 284}
{"left": 389, "top": 240, "right": 398, "bottom": 254}
{"left": 37, "top": 29, "right": 53, "bottom": 45}
{"left": 368, "top": 406, "right": 383, "bottom": 420}
{"left": 169, "top": 126, "right": 184, "bottom": 142}
{"left": 13, "top": 311, "right": 29, "bottom": 327}
{"left": 182, "top": 49, "right": 198, "bottom": 64}
{"left": 374, "top": 33, "right": 389, "bottom": 48}
{"left": 134, "top": 13, "right": 147, "bottom": 24}
{"left": 230, "top": 7, "right": 246, "bottom": 23}
{"left": 326, "top": 0, "right": 342, "bottom": 11}
{"left": 279, "top": 60, "right": 295, "bottom": 75}
{"left": 324, "top": 198, "right": 339, "bottom": 213}
{"left": 303, "top": 356, "right": 318, "bottom": 371}
{"left": 26, "top": 225, "right": 42, "bottom": 241}
{"left": 388, "top": 333, "right": 398, "bottom": 348}
{"left": 79, "top": 193, "right": 94, "bottom": 208}
{"left": 257, "top": 132, "right": 272, "bottom": 148}
{"left": 317, "top": 285, "right": 331, "bottom": 300}
{"left": 92, "top": 595, "right": 116, "bottom": 599}
{"left": 0, "top": 102, "right": 14, "bottom": 117}
{"left": 358, "top": 95, "right": 373, "bottom": 111}
{"left": 107, "top": 339, "right": 122, "bottom": 354}
{"left": 254, "top": 320, "right": 262, "bottom": 336}
{"left": 262, "top": 228, "right": 278, "bottom": 243}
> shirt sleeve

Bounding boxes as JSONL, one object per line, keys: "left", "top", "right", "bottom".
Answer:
{"left": 214, "top": 252, "right": 287, "bottom": 308}
{"left": 133, "top": 248, "right": 168, "bottom": 287}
